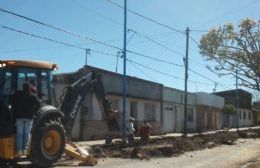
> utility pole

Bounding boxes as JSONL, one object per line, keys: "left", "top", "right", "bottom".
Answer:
{"left": 116, "top": 51, "right": 121, "bottom": 73}
{"left": 85, "top": 49, "right": 90, "bottom": 67}
{"left": 236, "top": 69, "right": 239, "bottom": 131}
{"left": 184, "top": 27, "right": 189, "bottom": 136}
{"left": 122, "top": 0, "right": 127, "bottom": 142}
{"left": 213, "top": 82, "right": 218, "bottom": 93}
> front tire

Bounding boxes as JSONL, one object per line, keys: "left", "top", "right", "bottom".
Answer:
{"left": 30, "top": 120, "right": 65, "bottom": 167}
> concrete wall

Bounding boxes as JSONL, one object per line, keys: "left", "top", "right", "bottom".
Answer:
{"left": 163, "top": 87, "right": 196, "bottom": 105}
{"left": 196, "top": 92, "right": 224, "bottom": 108}
{"left": 238, "top": 108, "right": 253, "bottom": 127}
{"left": 162, "top": 87, "right": 197, "bottom": 133}
{"left": 196, "top": 105, "right": 221, "bottom": 131}
{"left": 93, "top": 68, "right": 163, "bottom": 101}
{"left": 196, "top": 93, "right": 224, "bottom": 131}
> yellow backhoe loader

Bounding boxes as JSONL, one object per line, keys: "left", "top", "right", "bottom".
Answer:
{"left": 0, "top": 60, "right": 104, "bottom": 167}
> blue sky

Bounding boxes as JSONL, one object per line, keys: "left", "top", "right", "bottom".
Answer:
{"left": 0, "top": 0, "right": 259, "bottom": 95}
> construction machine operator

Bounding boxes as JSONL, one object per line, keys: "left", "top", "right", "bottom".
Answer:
{"left": 10, "top": 83, "right": 40, "bottom": 157}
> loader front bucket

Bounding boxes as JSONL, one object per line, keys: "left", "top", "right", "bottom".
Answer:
{"left": 64, "top": 139, "right": 97, "bottom": 166}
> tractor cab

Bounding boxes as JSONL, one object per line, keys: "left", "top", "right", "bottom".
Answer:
{"left": 0, "top": 60, "right": 57, "bottom": 137}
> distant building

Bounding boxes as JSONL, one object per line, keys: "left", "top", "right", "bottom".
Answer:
{"left": 215, "top": 89, "right": 253, "bottom": 128}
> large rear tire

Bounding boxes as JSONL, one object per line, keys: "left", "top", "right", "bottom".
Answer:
{"left": 30, "top": 120, "right": 65, "bottom": 167}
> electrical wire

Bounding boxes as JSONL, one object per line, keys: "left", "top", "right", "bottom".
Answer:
{"left": 107, "top": 0, "right": 185, "bottom": 35}
{"left": 0, "top": 21, "right": 184, "bottom": 67}
{"left": 1, "top": 24, "right": 231, "bottom": 89}
{"left": 0, "top": 7, "right": 121, "bottom": 50}
{"left": 129, "top": 61, "right": 159, "bottom": 83}
{"left": 1, "top": 25, "right": 86, "bottom": 50}
{"left": 189, "top": 68, "right": 232, "bottom": 90}
{"left": 128, "top": 29, "right": 185, "bottom": 57}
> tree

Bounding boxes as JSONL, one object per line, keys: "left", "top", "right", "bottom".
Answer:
{"left": 222, "top": 104, "right": 236, "bottom": 114}
{"left": 199, "top": 19, "right": 260, "bottom": 91}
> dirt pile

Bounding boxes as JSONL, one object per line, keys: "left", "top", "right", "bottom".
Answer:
{"left": 237, "top": 128, "right": 260, "bottom": 138}
{"left": 88, "top": 129, "right": 260, "bottom": 160}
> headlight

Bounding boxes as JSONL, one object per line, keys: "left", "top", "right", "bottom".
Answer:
{"left": 0, "top": 62, "right": 7, "bottom": 68}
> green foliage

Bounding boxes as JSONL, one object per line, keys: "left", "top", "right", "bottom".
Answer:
{"left": 199, "top": 19, "right": 260, "bottom": 91}
{"left": 222, "top": 104, "right": 236, "bottom": 114}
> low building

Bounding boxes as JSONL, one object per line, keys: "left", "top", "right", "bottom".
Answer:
{"left": 54, "top": 66, "right": 163, "bottom": 140}
{"left": 215, "top": 89, "right": 253, "bottom": 128}
{"left": 163, "top": 87, "right": 197, "bottom": 133}
{"left": 253, "top": 102, "right": 260, "bottom": 125}
{"left": 196, "top": 92, "right": 224, "bottom": 131}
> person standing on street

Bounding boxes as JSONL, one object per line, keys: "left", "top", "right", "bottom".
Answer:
{"left": 139, "top": 120, "right": 152, "bottom": 145}
{"left": 126, "top": 117, "right": 135, "bottom": 145}
{"left": 11, "top": 83, "right": 40, "bottom": 157}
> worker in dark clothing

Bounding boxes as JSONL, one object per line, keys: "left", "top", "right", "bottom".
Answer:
{"left": 11, "top": 83, "right": 40, "bottom": 157}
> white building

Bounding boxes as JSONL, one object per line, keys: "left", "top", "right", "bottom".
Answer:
{"left": 163, "top": 87, "right": 197, "bottom": 133}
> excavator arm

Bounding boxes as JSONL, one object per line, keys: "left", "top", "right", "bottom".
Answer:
{"left": 59, "top": 71, "right": 119, "bottom": 166}
{"left": 59, "top": 72, "right": 119, "bottom": 137}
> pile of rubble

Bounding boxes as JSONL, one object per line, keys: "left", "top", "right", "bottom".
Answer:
{"left": 88, "top": 128, "right": 260, "bottom": 160}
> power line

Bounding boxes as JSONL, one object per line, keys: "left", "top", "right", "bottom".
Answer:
{"left": 189, "top": 67, "right": 232, "bottom": 90}
{"left": 0, "top": 38, "right": 123, "bottom": 54}
{"left": 128, "top": 28, "right": 221, "bottom": 84}
{"left": 74, "top": 0, "right": 122, "bottom": 26}
{"left": 107, "top": 0, "right": 185, "bottom": 35}
{"left": 128, "top": 29, "right": 185, "bottom": 57}
{"left": 128, "top": 28, "right": 210, "bottom": 69}
{"left": 128, "top": 59, "right": 212, "bottom": 85}
{"left": 1, "top": 25, "right": 86, "bottom": 50}
{"left": 0, "top": 25, "right": 119, "bottom": 58}
{"left": 129, "top": 61, "right": 159, "bottom": 82}
{"left": 1, "top": 24, "right": 230, "bottom": 89}
{"left": 0, "top": 7, "right": 186, "bottom": 68}
{"left": 0, "top": 7, "right": 121, "bottom": 50}
{"left": 0, "top": 21, "right": 183, "bottom": 68}
{"left": 189, "top": 36, "right": 200, "bottom": 46}
{"left": 0, "top": 24, "right": 181, "bottom": 81}
{"left": 127, "top": 50, "right": 183, "bottom": 67}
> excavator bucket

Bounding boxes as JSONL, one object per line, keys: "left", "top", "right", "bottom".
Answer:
{"left": 64, "top": 139, "right": 97, "bottom": 166}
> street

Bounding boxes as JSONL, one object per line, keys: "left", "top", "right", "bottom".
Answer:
{"left": 50, "top": 138, "right": 260, "bottom": 168}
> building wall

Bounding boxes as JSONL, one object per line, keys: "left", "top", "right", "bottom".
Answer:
{"left": 162, "top": 87, "right": 197, "bottom": 133}
{"left": 196, "top": 93, "right": 224, "bottom": 131}
{"left": 238, "top": 108, "right": 253, "bottom": 127}
{"left": 253, "top": 102, "right": 260, "bottom": 125}
{"left": 196, "top": 105, "right": 221, "bottom": 131}
{"left": 163, "top": 87, "right": 196, "bottom": 104}
{"left": 108, "top": 95, "right": 162, "bottom": 135}
{"left": 196, "top": 92, "right": 224, "bottom": 108}
{"left": 221, "top": 113, "right": 236, "bottom": 128}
